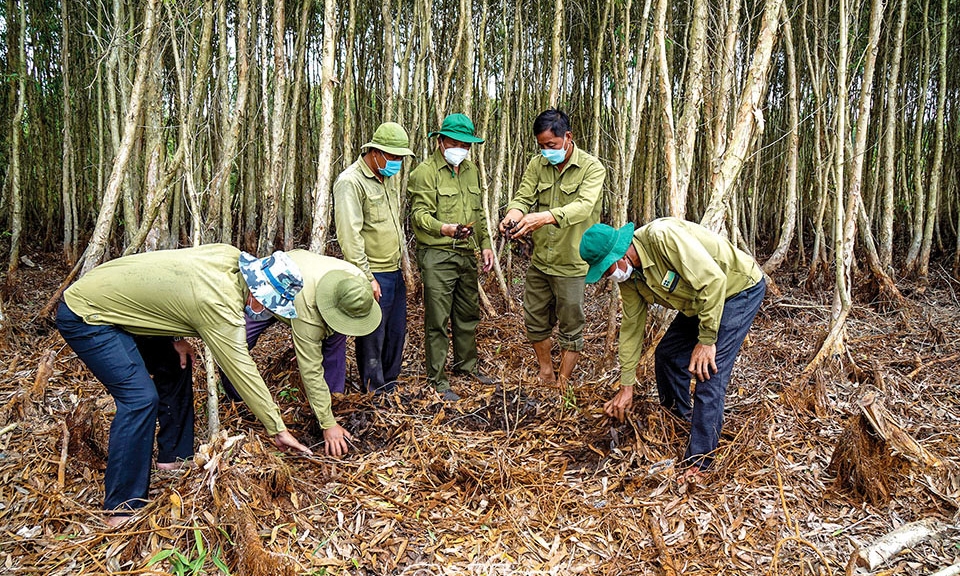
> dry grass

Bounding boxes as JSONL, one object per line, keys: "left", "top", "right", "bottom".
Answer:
{"left": 1, "top": 254, "right": 960, "bottom": 575}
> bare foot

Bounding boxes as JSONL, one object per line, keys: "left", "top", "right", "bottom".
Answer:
{"left": 538, "top": 371, "right": 556, "bottom": 385}
{"left": 678, "top": 466, "right": 706, "bottom": 484}
{"left": 105, "top": 514, "right": 132, "bottom": 529}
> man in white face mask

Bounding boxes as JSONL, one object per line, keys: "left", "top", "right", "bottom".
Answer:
{"left": 580, "top": 219, "right": 766, "bottom": 481}
{"left": 410, "top": 113, "right": 497, "bottom": 401}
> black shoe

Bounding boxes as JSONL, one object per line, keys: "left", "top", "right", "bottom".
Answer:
{"left": 457, "top": 371, "right": 497, "bottom": 385}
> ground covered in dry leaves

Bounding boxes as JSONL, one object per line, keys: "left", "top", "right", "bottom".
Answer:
{"left": 2, "top": 253, "right": 959, "bottom": 575}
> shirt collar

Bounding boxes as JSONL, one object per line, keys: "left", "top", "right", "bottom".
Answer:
{"left": 357, "top": 154, "right": 381, "bottom": 181}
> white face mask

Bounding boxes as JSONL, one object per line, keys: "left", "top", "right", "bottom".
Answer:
{"left": 610, "top": 261, "right": 634, "bottom": 283}
{"left": 443, "top": 146, "right": 470, "bottom": 167}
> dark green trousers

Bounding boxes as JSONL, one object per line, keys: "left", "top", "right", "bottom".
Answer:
{"left": 418, "top": 247, "right": 480, "bottom": 390}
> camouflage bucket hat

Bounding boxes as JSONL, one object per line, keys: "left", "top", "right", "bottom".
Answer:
{"left": 361, "top": 122, "right": 415, "bottom": 157}
{"left": 239, "top": 251, "right": 304, "bottom": 319}
{"left": 316, "top": 270, "right": 382, "bottom": 336}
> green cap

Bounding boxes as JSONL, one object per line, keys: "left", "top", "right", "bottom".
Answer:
{"left": 580, "top": 222, "right": 636, "bottom": 284}
{"left": 315, "top": 270, "right": 382, "bottom": 336}
{"left": 362, "top": 122, "right": 415, "bottom": 156}
{"left": 428, "top": 113, "right": 485, "bottom": 144}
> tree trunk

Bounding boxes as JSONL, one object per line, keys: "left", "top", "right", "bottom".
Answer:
{"left": 903, "top": 0, "right": 931, "bottom": 273}
{"left": 701, "top": 0, "right": 784, "bottom": 232}
{"left": 917, "top": 0, "right": 948, "bottom": 284}
{"left": 6, "top": 0, "right": 26, "bottom": 281}
{"left": 309, "top": 0, "right": 340, "bottom": 253}
{"left": 762, "top": 6, "right": 798, "bottom": 274}
{"left": 259, "top": 0, "right": 287, "bottom": 255}
{"left": 878, "top": 0, "right": 908, "bottom": 271}
{"left": 547, "top": 0, "right": 564, "bottom": 107}
{"left": 60, "top": 1, "right": 79, "bottom": 266}
{"left": 81, "top": 0, "right": 160, "bottom": 275}
{"left": 674, "top": 0, "right": 709, "bottom": 214}
{"left": 654, "top": 0, "right": 679, "bottom": 215}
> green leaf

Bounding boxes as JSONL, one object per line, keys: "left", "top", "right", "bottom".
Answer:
{"left": 212, "top": 548, "right": 232, "bottom": 575}
{"left": 193, "top": 529, "right": 206, "bottom": 556}
{"left": 146, "top": 548, "right": 177, "bottom": 566}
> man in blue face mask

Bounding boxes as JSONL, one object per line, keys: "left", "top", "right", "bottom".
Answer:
{"left": 333, "top": 122, "right": 415, "bottom": 395}
{"left": 498, "top": 109, "right": 606, "bottom": 388}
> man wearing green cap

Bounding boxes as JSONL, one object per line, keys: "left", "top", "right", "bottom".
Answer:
{"left": 334, "top": 122, "right": 414, "bottom": 394}
{"left": 579, "top": 218, "right": 765, "bottom": 478}
{"left": 410, "top": 113, "right": 496, "bottom": 401}
{"left": 497, "top": 109, "right": 606, "bottom": 386}
{"left": 222, "top": 250, "right": 381, "bottom": 456}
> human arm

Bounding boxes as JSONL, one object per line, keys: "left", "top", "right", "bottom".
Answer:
{"left": 617, "top": 280, "right": 648, "bottom": 388}
{"left": 500, "top": 156, "right": 541, "bottom": 233}
{"left": 409, "top": 165, "right": 446, "bottom": 238}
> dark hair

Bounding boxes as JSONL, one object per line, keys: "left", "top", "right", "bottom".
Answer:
{"left": 533, "top": 108, "right": 571, "bottom": 137}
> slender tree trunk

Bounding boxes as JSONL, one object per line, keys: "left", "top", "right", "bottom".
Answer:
{"left": 6, "top": 0, "right": 26, "bottom": 280}
{"left": 283, "top": 0, "right": 312, "bottom": 250}
{"left": 60, "top": 1, "right": 79, "bottom": 265}
{"left": 917, "top": 0, "right": 948, "bottom": 284}
{"left": 674, "top": 0, "right": 709, "bottom": 214}
{"left": 904, "top": 0, "right": 931, "bottom": 273}
{"left": 762, "top": 6, "right": 798, "bottom": 274}
{"left": 461, "top": 0, "right": 476, "bottom": 116}
{"left": 654, "top": 0, "right": 679, "bottom": 215}
{"left": 879, "top": 0, "right": 908, "bottom": 271}
{"left": 590, "top": 0, "right": 613, "bottom": 156}
{"left": 309, "top": 0, "right": 339, "bottom": 252}
{"left": 381, "top": 0, "right": 396, "bottom": 120}
{"left": 81, "top": 0, "right": 160, "bottom": 275}
{"left": 547, "top": 0, "right": 564, "bottom": 107}
{"left": 701, "top": 0, "right": 784, "bottom": 231}
{"left": 259, "top": 0, "right": 287, "bottom": 255}
{"left": 342, "top": 0, "right": 357, "bottom": 170}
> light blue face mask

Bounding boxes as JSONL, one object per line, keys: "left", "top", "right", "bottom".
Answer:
{"left": 540, "top": 137, "right": 568, "bottom": 165}
{"left": 245, "top": 304, "right": 275, "bottom": 322}
{"left": 379, "top": 158, "right": 403, "bottom": 177}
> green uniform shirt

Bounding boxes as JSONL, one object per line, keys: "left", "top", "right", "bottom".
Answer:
{"left": 279, "top": 250, "right": 364, "bottom": 430}
{"left": 333, "top": 156, "right": 404, "bottom": 281}
{"left": 506, "top": 146, "right": 606, "bottom": 276}
{"left": 409, "top": 149, "right": 492, "bottom": 252}
{"left": 63, "top": 244, "right": 288, "bottom": 435}
{"left": 618, "top": 218, "right": 763, "bottom": 387}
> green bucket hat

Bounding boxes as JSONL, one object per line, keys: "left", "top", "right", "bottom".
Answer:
{"left": 580, "top": 222, "right": 636, "bottom": 284}
{"left": 316, "top": 270, "right": 382, "bottom": 336}
{"left": 361, "top": 122, "right": 415, "bottom": 156}
{"left": 428, "top": 113, "right": 485, "bottom": 144}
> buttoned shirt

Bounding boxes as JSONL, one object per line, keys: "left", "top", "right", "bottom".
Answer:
{"left": 333, "top": 156, "right": 404, "bottom": 280}
{"left": 618, "top": 218, "right": 763, "bottom": 387}
{"left": 506, "top": 145, "right": 606, "bottom": 276}
{"left": 63, "top": 244, "right": 289, "bottom": 435}
{"left": 409, "top": 149, "right": 491, "bottom": 252}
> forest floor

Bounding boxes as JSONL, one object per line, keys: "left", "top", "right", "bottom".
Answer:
{"left": 2, "top": 252, "right": 960, "bottom": 575}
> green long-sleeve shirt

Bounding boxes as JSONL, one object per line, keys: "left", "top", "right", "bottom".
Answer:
{"left": 409, "top": 149, "right": 492, "bottom": 252}
{"left": 278, "top": 250, "right": 364, "bottom": 430}
{"left": 618, "top": 218, "right": 763, "bottom": 387}
{"left": 63, "top": 244, "right": 288, "bottom": 435}
{"left": 333, "top": 156, "right": 404, "bottom": 281}
{"left": 505, "top": 145, "right": 606, "bottom": 276}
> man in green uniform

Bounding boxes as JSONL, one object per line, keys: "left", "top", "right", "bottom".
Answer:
{"left": 225, "top": 251, "right": 381, "bottom": 455}
{"left": 410, "top": 114, "right": 496, "bottom": 401}
{"left": 498, "top": 109, "right": 606, "bottom": 386}
{"left": 334, "top": 122, "right": 414, "bottom": 394}
{"left": 56, "top": 245, "right": 311, "bottom": 525}
{"left": 580, "top": 218, "right": 765, "bottom": 478}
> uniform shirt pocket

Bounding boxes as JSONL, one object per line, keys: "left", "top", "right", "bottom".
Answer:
{"left": 364, "top": 190, "right": 388, "bottom": 224}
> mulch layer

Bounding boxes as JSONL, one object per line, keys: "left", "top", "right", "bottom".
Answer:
{"left": 1, "top": 253, "right": 959, "bottom": 575}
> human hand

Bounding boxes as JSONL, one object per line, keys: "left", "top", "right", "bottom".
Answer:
{"left": 688, "top": 343, "right": 718, "bottom": 381}
{"left": 499, "top": 209, "right": 524, "bottom": 234}
{"left": 172, "top": 339, "right": 197, "bottom": 369}
{"left": 371, "top": 279, "right": 382, "bottom": 302}
{"left": 481, "top": 249, "right": 495, "bottom": 272}
{"left": 511, "top": 211, "right": 556, "bottom": 237}
{"left": 603, "top": 385, "right": 634, "bottom": 422}
{"left": 322, "top": 424, "right": 354, "bottom": 458}
{"left": 272, "top": 430, "right": 313, "bottom": 455}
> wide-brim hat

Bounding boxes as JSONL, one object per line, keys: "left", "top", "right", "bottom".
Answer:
{"left": 361, "top": 122, "right": 415, "bottom": 157}
{"left": 428, "top": 113, "right": 485, "bottom": 144}
{"left": 316, "top": 270, "right": 382, "bottom": 336}
{"left": 239, "top": 251, "right": 304, "bottom": 319}
{"left": 580, "top": 222, "right": 636, "bottom": 284}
